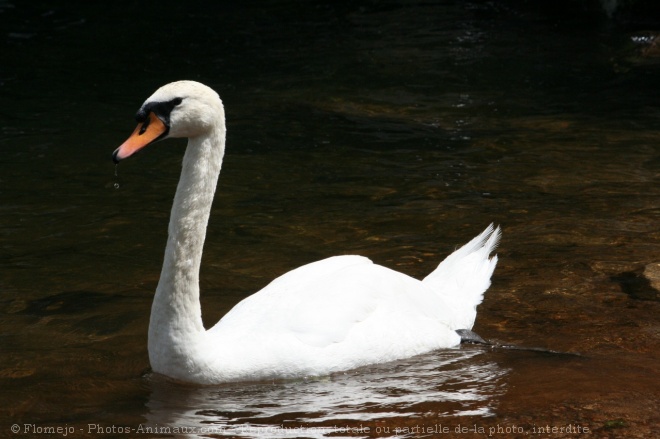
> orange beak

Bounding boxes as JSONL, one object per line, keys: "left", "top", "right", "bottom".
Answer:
{"left": 112, "top": 112, "right": 168, "bottom": 163}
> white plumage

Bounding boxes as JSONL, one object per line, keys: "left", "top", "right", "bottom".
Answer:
{"left": 113, "top": 81, "right": 500, "bottom": 384}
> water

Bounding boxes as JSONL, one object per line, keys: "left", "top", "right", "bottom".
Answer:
{"left": 2, "top": 1, "right": 659, "bottom": 437}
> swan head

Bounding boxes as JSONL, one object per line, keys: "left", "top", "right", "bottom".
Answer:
{"left": 112, "top": 80, "right": 224, "bottom": 163}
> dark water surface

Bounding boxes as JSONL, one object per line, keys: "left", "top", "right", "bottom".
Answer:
{"left": 2, "top": 1, "right": 659, "bottom": 438}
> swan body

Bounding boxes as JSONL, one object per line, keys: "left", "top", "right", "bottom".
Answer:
{"left": 113, "top": 81, "right": 500, "bottom": 384}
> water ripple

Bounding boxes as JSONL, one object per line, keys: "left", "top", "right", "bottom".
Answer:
{"left": 144, "top": 348, "right": 507, "bottom": 438}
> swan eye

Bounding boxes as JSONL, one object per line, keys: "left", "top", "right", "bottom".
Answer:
{"left": 138, "top": 115, "right": 151, "bottom": 135}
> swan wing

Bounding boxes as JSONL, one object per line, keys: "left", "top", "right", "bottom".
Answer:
{"left": 209, "top": 255, "right": 445, "bottom": 349}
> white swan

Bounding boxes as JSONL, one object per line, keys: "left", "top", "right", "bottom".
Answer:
{"left": 112, "top": 81, "right": 500, "bottom": 384}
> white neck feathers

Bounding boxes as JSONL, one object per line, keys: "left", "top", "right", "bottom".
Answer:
{"left": 148, "top": 121, "right": 226, "bottom": 366}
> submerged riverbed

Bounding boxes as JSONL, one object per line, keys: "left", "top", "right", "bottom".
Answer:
{"left": 1, "top": 1, "right": 659, "bottom": 438}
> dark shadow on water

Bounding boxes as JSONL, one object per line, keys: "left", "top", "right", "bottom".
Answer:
{"left": 19, "top": 291, "right": 121, "bottom": 316}
{"left": 611, "top": 271, "right": 659, "bottom": 302}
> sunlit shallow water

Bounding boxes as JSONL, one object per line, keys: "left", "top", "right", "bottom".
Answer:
{"left": 2, "top": 1, "right": 659, "bottom": 438}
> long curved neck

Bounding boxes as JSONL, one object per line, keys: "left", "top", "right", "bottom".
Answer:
{"left": 149, "top": 123, "right": 226, "bottom": 347}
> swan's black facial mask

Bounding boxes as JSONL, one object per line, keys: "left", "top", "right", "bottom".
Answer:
{"left": 136, "top": 97, "right": 183, "bottom": 126}
{"left": 112, "top": 97, "right": 183, "bottom": 163}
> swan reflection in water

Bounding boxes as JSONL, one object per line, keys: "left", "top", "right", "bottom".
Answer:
{"left": 144, "top": 348, "right": 507, "bottom": 438}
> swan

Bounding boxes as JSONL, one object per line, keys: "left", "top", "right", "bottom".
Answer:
{"left": 112, "top": 80, "right": 500, "bottom": 384}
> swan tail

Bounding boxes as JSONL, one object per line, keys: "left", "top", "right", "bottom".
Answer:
{"left": 422, "top": 224, "right": 500, "bottom": 330}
